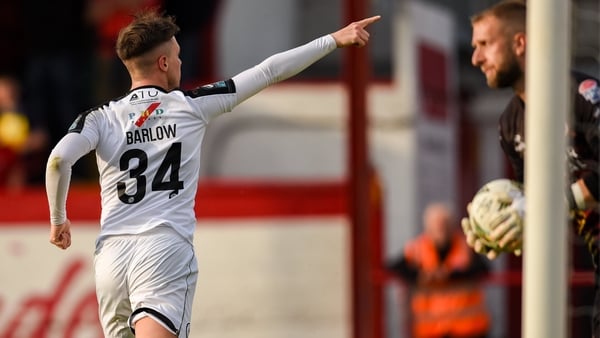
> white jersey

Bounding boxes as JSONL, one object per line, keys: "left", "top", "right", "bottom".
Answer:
{"left": 46, "top": 35, "right": 338, "bottom": 245}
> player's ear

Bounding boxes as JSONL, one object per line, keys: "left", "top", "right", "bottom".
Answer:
{"left": 158, "top": 55, "right": 168, "bottom": 72}
{"left": 513, "top": 32, "right": 526, "bottom": 57}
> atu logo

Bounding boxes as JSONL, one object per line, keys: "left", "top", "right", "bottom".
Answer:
{"left": 0, "top": 259, "right": 103, "bottom": 337}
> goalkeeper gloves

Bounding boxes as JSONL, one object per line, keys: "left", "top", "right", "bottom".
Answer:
{"left": 462, "top": 191, "right": 525, "bottom": 259}
{"left": 461, "top": 216, "right": 502, "bottom": 260}
{"left": 487, "top": 192, "right": 525, "bottom": 253}
{"left": 464, "top": 180, "right": 597, "bottom": 260}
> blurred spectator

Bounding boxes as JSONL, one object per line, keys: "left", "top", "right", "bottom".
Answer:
{"left": 20, "top": 0, "right": 94, "bottom": 184}
{"left": 387, "top": 203, "right": 491, "bottom": 338}
{"left": 162, "top": 0, "right": 221, "bottom": 87}
{"left": 0, "top": 76, "right": 27, "bottom": 188}
{"left": 86, "top": 0, "right": 162, "bottom": 102}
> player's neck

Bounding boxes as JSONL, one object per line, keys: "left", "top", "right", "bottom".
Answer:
{"left": 514, "top": 79, "right": 526, "bottom": 103}
{"left": 129, "top": 73, "right": 169, "bottom": 92}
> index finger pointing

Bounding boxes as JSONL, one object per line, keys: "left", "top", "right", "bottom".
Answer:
{"left": 357, "top": 15, "right": 382, "bottom": 28}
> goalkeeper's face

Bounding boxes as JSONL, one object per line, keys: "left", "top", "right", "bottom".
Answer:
{"left": 471, "top": 16, "right": 524, "bottom": 89}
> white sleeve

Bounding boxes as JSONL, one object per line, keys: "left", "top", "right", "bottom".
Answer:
{"left": 232, "top": 34, "right": 337, "bottom": 104}
{"left": 45, "top": 133, "right": 94, "bottom": 225}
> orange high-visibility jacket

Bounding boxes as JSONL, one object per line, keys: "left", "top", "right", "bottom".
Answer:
{"left": 403, "top": 232, "right": 490, "bottom": 338}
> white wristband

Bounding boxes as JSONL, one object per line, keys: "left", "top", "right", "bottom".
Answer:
{"left": 570, "top": 182, "right": 587, "bottom": 210}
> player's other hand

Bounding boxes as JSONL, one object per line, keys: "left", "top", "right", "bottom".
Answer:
{"left": 487, "top": 208, "right": 523, "bottom": 253}
{"left": 461, "top": 217, "right": 501, "bottom": 260}
{"left": 486, "top": 193, "right": 525, "bottom": 253}
{"left": 331, "top": 15, "right": 381, "bottom": 48}
{"left": 50, "top": 219, "right": 72, "bottom": 250}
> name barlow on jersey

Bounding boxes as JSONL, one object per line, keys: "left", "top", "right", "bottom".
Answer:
{"left": 126, "top": 124, "right": 176, "bottom": 145}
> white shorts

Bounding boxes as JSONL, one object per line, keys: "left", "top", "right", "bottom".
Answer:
{"left": 94, "top": 226, "right": 198, "bottom": 337}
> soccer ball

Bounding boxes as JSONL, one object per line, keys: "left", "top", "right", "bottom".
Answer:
{"left": 0, "top": 111, "right": 29, "bottom": 152}
{"left": 468, "top": 178, "right": 524, "bottom": 248}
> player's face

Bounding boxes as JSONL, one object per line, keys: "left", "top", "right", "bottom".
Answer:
{"left": 471, "top": 16, "right": 523, "bottom": 89}
{"left": 166, "top": 38, "right": 182, "bottom": 90}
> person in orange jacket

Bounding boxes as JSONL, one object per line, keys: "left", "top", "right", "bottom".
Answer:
{"left": 388, "top": 202, "right": 491, "bottom": 338}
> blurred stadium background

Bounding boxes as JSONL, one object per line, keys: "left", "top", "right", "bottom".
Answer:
{"left": 0, "top": 0, "right": 598, "bottom": 337}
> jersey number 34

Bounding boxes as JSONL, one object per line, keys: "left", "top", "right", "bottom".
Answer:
{"left": 117, "top": 142, "right": 184, "bottom": 204}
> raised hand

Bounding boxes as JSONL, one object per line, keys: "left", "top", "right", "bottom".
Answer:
{"left": 331, "top": 15, "right": 381, "bottom": 48}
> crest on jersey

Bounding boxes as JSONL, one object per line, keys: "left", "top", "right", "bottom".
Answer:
{"left": 578, "top": 79, "right": 600, "bottom": 104}
{"left": 135, "top": 102, "right": 161, "bottom": 127}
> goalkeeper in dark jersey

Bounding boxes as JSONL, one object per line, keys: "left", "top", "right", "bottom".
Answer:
{"left": 462, "top": 0, "right": 599, "bottom": 335}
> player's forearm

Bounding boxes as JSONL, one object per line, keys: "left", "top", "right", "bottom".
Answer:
{"left": 45, "top": 133, "right": 93, "bottom": 225}
{"left": 257, "top": 34, "right": 337, "bottom": 83}
{"left": 45, "top": 153, "right": 72, "bottom": 225}
{"left": 232, "top": 35, "right": 337, "bottom": 102}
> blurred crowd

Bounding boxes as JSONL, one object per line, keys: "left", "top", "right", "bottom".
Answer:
{"left": 0, "top": 0, "right": 220, "bottom": 188}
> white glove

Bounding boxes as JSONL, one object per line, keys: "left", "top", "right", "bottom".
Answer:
{"left": 463, "top": 191, "right": 525, "bottom": 259}
{"left": 461, "top": 216, "right": 501, "bottom": 260}
{"left": 486, "top": 192, "right": 525, "bottom": 254}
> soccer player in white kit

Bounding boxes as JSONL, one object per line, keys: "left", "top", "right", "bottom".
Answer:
{"left": 45, "top": 10, "right": 380, "bottom": 338}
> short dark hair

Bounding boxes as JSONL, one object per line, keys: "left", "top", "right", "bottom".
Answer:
{"left": 116, "top": 10, "right": 180, "bottom": 61}
{"left": 471, "top": 0, "right": 526, "bottom": 33}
